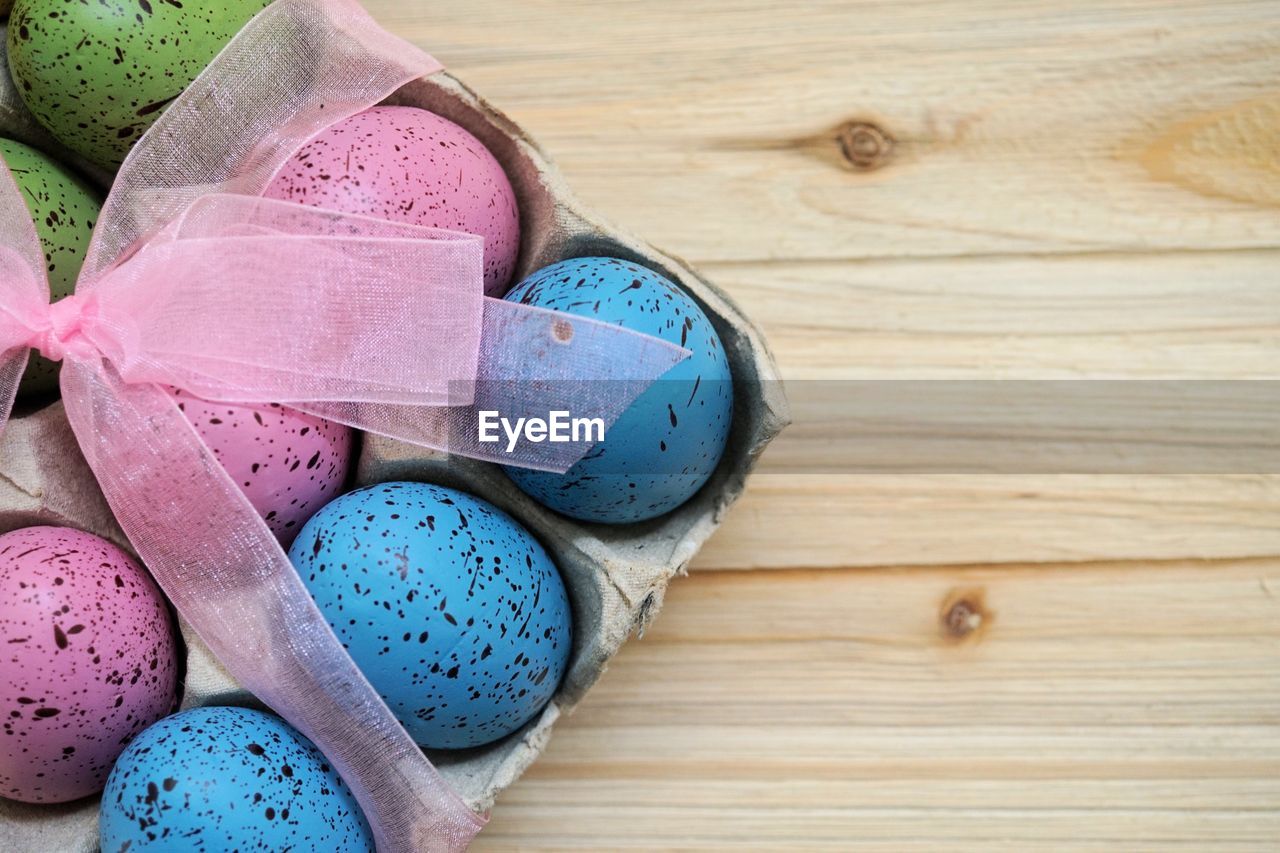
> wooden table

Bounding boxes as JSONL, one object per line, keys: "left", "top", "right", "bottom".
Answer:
{"left": 366, "top": 2, "right": 1280, "bottom": 848}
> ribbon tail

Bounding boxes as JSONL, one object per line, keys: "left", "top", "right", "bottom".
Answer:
{"left": 299, "top": 298, "right": 692, "bottom": 473}
{"left": 59, "top": 359, "right": 485, "bottom": 853}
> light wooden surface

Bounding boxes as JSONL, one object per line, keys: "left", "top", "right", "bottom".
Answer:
{"left": 365, "top": 1, "right": 1280, "bottom": 848}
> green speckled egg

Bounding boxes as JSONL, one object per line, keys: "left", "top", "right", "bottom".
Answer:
{"left": 0, "top": 138, "right": 100, "bottom": 396}
{"left": 6, "top": 0, "right": 271, "bottom": 170}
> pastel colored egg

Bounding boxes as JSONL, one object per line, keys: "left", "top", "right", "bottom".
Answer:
{"left": 265, "top": 105, "right": 520, "bottom": 296}
{"left": 502, "top": 257, "right": 733, "bottom": 523}
{"left": 168, "top": 389, "right": 353, "bottom": 547}
{"left": 7, "top": 0, "right": 272, "bottom": 169}
{"left": 0, "top": 138, "right": 101, "bottom": 398}
{"left": 288, "top": 481, "right": 572, "bottom": 750}
{"left": 0, "top": 526, "right": 178, "bottom": 803}
{"left": 99, "top": 706, "right": 374, "bottom": 852}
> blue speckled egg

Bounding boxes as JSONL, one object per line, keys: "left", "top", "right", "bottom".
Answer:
{"left": 502, "top": 257, "right": 734, "bottom": 523}
{"left": 99, "top": 706, "right": 374, "bottom": 853}
{"left": 288, "top": 482, "right": 572, "bottom": 750}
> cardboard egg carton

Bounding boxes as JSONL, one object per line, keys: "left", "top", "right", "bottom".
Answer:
{"left": 0, "top": 28, "right": 788, "bottom": 853}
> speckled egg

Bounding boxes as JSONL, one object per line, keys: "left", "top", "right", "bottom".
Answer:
{"left": 288, "top": 482, "right": 572, "bottom": 749}
{"left": 99, "top": 706, "right": 374, "bottom": 852}
{"left": 0, "top": 526, "right": 178, "bottom": 804}
{"left": 265, "top": 106, "right": 521, "bottom": 296}
{"left": 168, "top": 389, "right": 353, "bottom": 547}
{"left": 7, "top": 0, "right": 272, "bottom": 169}
{"left": 502, "top": 257, "right": 733, "bottom": 523}
{"left": 0, "top": 138, "right": 101, "bottom": 398}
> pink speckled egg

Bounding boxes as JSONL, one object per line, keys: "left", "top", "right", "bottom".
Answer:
{"left": 265, "top": 105, "right": 521, "bottom": 296}
{"left": 170, "top": 390, "right": 354, "bottom": 547}
{"left": 0, "top": 526, "right": 178, "bottom": 804}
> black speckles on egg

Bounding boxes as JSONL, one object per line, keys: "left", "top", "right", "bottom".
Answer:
{"left": 0, "top": 137, "right": 103, "bottom": 398}
{"left": 502, "top": 257, "right": 734, "bottom": 523}
{"left": 0, "top": 526, "right": 178, "bottom": 804}
{"left": 167, "top": 389, "right": 354, "bottom": 548}
{"left": 6, "top": 0, "right": 273, "bottom": 169}
{"left": 265, "top": 105, "right": 521, "bottom": 296}
{"left": 98, "top": 706, "right": 374, "bottom": 851}
{"left": 288, "top": 482, "right": 572, "bottom": 750}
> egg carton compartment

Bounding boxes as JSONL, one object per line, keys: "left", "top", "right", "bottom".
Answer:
{"left": 0, "top": 40, "right": 787, "bottom": 853}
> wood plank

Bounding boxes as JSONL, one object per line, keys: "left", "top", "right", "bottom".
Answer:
{"left": 695, "top": 473, "right": 1280, "bottom": 569}
{"left": 365, "top": 0, "right": 1280, "bottom": 264}
{"left": 714, "top": 251, "right": 1280, "bottom": 380}
{"left": 473, "top": 560, "right": 1280, "bottom": 850}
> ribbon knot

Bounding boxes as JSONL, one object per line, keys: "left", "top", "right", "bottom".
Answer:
{"left": 28, "top": 293, "right": 98, "bottom": 363}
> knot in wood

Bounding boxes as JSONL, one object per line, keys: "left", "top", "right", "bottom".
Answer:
{"left": 838, "top": 121, "right": 893, "bottom": 170}
{"left": 940, "top": 588, "right": 991, "bottom": 643}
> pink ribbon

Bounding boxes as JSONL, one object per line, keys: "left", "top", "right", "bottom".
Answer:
{"left": 0, "top": 1, "right": 688, "bottom": 850}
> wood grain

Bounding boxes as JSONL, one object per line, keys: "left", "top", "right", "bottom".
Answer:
{"left": 711, "top": 251, "right": 1280, "bottom": 381}
{"left": 360, "top": 1, "right": 1280, "bottom": 848}
{"left": 474, "top": 561, "right": 1280, "bottom": 850}
{"left": 689, "top": 252, "right": 1280, "bottom": 569}
{"left": 697, "top": 473, "right": 1280, "bottom": 570}
{"left": 366, "top": 0, "right": 1280, "bottom": 264}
